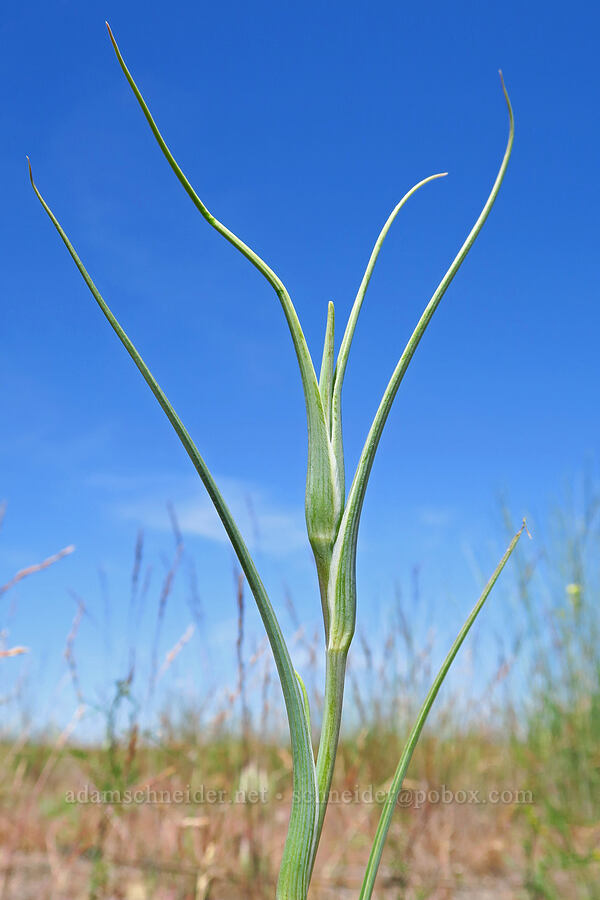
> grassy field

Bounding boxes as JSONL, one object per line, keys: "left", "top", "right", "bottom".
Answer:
{"left": 0, "top": 491, "right": 598, "bottom": 899}
{"left": 0, "top": 713, "right": 597, "bottom": 898}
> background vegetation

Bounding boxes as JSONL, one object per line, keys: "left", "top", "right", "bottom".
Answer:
{"left": 1, "top": 478, "right": 598, "bottom": 899}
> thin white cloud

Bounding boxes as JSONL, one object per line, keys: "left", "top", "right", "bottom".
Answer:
{"left": 417, "top": 506, "right": 454, "bottom": 528}
{"left": 107, "top": 473, "right": 308, "bottom": 557}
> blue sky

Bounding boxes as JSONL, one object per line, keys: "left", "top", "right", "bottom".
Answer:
{"left": 1, "top": 1, "right": 598, "bottom": 733}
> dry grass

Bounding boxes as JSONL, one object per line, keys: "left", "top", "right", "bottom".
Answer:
{"left": 0, "top": 729, "right": 534, "bottom": 899}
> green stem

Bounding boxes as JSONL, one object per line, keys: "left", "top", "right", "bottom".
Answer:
{"left": 309, "top": 648, "right": 348, "bottom": 879}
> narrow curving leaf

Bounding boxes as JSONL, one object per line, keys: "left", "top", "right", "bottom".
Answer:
{"left": 105, "top": 24, "right": 319, "bottom": 406}
{"left": 359, "top": 521, "right": 528, "bottom": 899}
{"left": 27, "top": 160, "right": 317, "bottom": 898}
{"left": 332, "top": 171, "right": 447, "bottom": 428}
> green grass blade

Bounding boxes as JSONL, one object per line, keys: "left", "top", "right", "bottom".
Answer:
{"left": 359, "top": 521, "right": 527, "bottom": 899}
{"left": 28, "top": 161, "right": 317, "bottom": 897}
{"left": 343, "top": 76, "right": 513, "bottom": 558}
